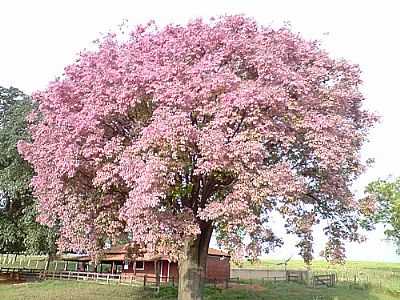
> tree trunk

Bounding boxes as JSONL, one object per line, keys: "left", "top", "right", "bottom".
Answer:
{"left": 178, "top": 223, "right": 212, "bottom": 300}
{"left": 154, "top": 260, "right": 161, "bottom": 293}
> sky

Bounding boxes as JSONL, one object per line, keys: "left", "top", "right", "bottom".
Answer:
{"left": 1, "top": 0, "right": 399, "bottom": 262}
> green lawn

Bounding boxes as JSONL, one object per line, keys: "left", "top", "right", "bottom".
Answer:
{"left": 2, "top": 256, "right": 400, "bottom": 299}
{"left": 0, "top": 280, "right": 398, "bottom": 300}
{"left": 235, "top": 259, "right": 400, "bottom": 293}
{"left": 237, "top": 259, "right": 400, "bottom": 272}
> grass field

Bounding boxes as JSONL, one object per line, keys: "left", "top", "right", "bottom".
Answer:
{"left": 1, "top": 256, "right": 400, "bottom": 299}
{"left": 0, "top": 280, "right": 399, "bottom": 300}
{"left": 238, "top": 259, "right": 400, "bottom": 272}
{"left": 235, "top": 259, "right": 400, "bottom": 293}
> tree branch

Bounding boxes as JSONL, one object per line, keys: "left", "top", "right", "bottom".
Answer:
{"left": 225, "top": 111, "right": 246, "bottom": 144}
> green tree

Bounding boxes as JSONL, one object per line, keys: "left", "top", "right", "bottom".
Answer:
{"left": 364, "top": 177, "right": 400, "bottom": 253}
{"left": 0, "top": 86, "right": 56, "bottom": 254}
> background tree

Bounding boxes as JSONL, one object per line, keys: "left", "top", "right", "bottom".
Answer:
{"left": 363, "top": 177, "right": 400, "bottom": 253}
{"left": 19, "top": 16, "right": 376, "bottom": 299}
{"left": 0, "top": 86, "right": 56, "bottom": 254}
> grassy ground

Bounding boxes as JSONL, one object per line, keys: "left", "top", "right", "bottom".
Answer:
{"left": 0, "top": 280, "right": 398, "bottom": 300}
{"left": 235, "top": 259, "right": 400, "bottom": 293}
{"left": 237, "top": 259, "right": 400, "bottom": 272}
{"left": 2, "top": 256, "right": 400, "bottom": 299}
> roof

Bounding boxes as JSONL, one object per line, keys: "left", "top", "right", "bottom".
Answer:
{"left": 102, "top": 244, "right": 127, "bottom": 255}
{"left": 207, "top": 248, "right": 230, "bottom": 257}
{"left": 62, "top": 246, "right": 230, "bottom": 262}
{"left": 102, "top": 245, "right": 230, "bottom": 257}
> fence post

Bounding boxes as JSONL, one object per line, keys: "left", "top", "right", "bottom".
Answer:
{"left": 143, "top": 275, "right": 147, "bottom": 288}
{"left": 172, "top": 276, "right": 175, "bottom": 287}
{"left": 156, "top": 276, "right": 160, "bottom": 294}
{"left": 107, "top": 274, "right": 110, "bottom": 284}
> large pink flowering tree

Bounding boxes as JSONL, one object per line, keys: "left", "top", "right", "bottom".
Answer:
{"left": 19, "top": 16, "right": 376, "bottom": 299}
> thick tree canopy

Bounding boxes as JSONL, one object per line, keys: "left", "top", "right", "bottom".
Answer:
{"left": 363, "top": 178, "right": 400, "bottom": 254}
{"left": 0, "top": 86, "right": 56, "bottom": 254}
{"left": 19, "top": 16, "right": 376, "bottom": 263}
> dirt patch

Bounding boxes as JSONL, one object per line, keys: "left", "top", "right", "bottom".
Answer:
{"left": 225, "top": 282, "right": 266, "bottom": 292}
{"left": 0, "top": 273, "right": 26, "bottom": 285}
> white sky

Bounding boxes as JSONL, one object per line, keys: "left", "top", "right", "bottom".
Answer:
{"left": 1, "top": 0, "right": 399, "bottom": 262}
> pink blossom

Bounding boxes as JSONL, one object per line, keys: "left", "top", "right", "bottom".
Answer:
{"left": 19, "top": 16, "right": 376, "bottom": 262}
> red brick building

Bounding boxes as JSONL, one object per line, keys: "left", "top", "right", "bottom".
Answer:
{"left": 64, "top": 245, "right": 230, "bottom": 282}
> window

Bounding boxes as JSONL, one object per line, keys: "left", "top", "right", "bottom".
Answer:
{"left": 135, "top": 261, "right": 144, "bottom": 270}
{"left": 123, "top": 260, "right": 129, "bottom": 270}
{"left": 116, "top": 264, "right": 123, "bottom": 273}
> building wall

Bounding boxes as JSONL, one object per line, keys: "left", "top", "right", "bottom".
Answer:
{"left": 122, "top": 261, "right": 155, "bottom": 275}
{"left": 121, "top": 255, "right": 230, "bottom": 282}
{"left": 168, "top": 261, "right": 179, "bottom": 280}
{"left": 164, "top": 256, "right": 231, "bottom": 281}
{"left": 206, "top": 255, "right": 230, "bottom": 281}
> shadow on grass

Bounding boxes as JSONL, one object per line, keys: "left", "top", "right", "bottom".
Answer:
{"left": 0, "top": 280, "right": 398, "bottom": 300}
{"left": 154, "top": 281, "right": 398, "bottom": 300}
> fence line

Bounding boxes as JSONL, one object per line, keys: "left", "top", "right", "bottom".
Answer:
{"left": 313, "top": 274, "right": 336, "bottom": 288}
{"left": 1, "top": 266, "right": 237, "bottom": 291}
{"left": 231, "top": 268, "right": 309, "bottom": 282}
{"left": 0, "top": 267, "right": 173, "bottom": 290}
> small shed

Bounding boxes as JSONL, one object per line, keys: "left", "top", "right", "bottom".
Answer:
{"left": 62, "top": 245, "right": 230, "bottom": 282}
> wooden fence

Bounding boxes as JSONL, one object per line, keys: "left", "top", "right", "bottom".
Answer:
{"left": 41, "top": 270, "right": 173, "bottom": 288}
{"left": 231, "top": 268, "right": 309, "bottom": 283}
{"left": 0, "top": 266, "right": 44, "bottom": 281}
{"left": 231, "top": 268, "right": 339, "bottom": 288}
{"left": 1, "top": 266, "right": 238, "bottom": 291}
{"left": 0, "top": 254, "right": 47, "bottom": 269}
{"left": 0, "top": 266, "right": 173, "bottom": 289}
{"left": 287, "top": 271, "right": 306, "bottom": 283}
{"left": 312, "top": 274, "right": 336, "bottom": 288}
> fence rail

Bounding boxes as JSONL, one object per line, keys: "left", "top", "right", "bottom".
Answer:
{"left": 1, "top": 266, "right": 236, "bottom": 291}
{"left": 0, "top": 267, "right": 172, "bottom": 289}
{"left": 313, "top": 274, "right": 336, "bottom": 288}
{"left": 42, "top": 271, "right": 169, "bottom": 287}
{"left": 231, "top": 268, "right": 309, "bottom": 283}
